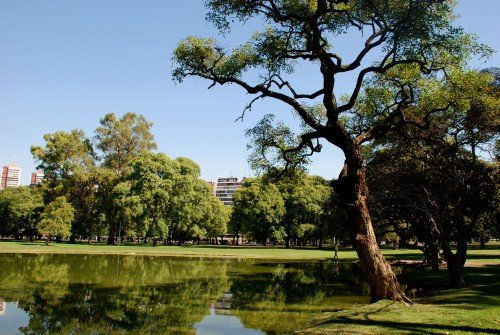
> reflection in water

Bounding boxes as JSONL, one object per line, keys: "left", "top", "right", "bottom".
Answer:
{"left": 0, "top": 254, "right": 368, "bottom": 334}
{"left": 195, "top": 307, "right": 264, "bottom": 335}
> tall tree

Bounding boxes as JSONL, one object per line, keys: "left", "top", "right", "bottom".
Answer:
{"left": 172, "top": 0, "right": 482, "bottom": 301}
{"left": 266, "top": 171, "right": 331, "bottom": 248}
{"left": 31, "top": 129, "right": 96, "bottom": 242}
{"left": 129, "top": 152, "right": 174, "bottom": 245}
{"left": 95, "top": 113, "right": 157, "bottom": 176}
{"left": 232, "top": 178, "right": 285, "bottom": 245}
{"left": 38, "top": 196, "right": 75, "bottom": 245}
{"left": 94, "top": 113, "right": 157, "bottom": 244}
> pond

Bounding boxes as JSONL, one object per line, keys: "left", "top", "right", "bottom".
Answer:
{"left": 0, "top": 253, "right": 370, "bottom": 334}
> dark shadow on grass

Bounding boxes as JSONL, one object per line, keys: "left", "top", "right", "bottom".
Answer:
{"left": 318, "top": 317, "right": 500, "bottom": 334}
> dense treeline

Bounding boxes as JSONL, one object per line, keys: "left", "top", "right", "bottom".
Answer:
{"left": 230, "top": 171, "right": 343, "bottom": 248}
{"left": 0, "top": 113, "right": 230, "bottom": 245}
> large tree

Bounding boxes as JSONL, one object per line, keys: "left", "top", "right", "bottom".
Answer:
{"left": 94, "top": 113, "right": 157, "bottom": 244}
{"left": 0, "top": 187, "right": 43, "bottom": 241}
{"left": 38, "top": 196, "right": 75, "bottom": 245}
{"left": 172, "top": 0, "right": 482, "bottom": 301}
{"left": 359, "top": 66, "right": 499, "bottom": 286}
{"left": 31, "top": 129, "right": 96, "bottom": 242}
{"left": 95, "top": 113, "right": 157, "bottom": 176}
{"left": 264, "top": 171, "right": 331, "bottom": 248}
{"left": 232, "top": 178, "right": 285, "bottom": 245}
{"left": 129, "top": 152, "right": 173, "bottom": 245}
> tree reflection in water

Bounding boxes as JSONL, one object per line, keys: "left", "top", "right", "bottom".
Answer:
{"left": 0, "top": 254, "right": 368, "bottom": 334}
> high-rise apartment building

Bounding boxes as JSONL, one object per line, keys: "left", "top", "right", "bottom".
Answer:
{"left": 0, "top": 164, "right": 21, "bottom": 189}
{"left": 30, "top": 170, "right": 44, "bottom": 186}
{"left": 214, "top": 177, "right": 244, "bottom": 205}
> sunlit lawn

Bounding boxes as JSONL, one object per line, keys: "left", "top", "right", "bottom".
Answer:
{"left": 0, "top": 241, "right": 499, "bottom": 263}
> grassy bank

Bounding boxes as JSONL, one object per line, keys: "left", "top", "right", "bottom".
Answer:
{"left": 0, "top": 241, "right": 499, "bottom": 263}
{"left": 297, "top": 263, "right": 500, "bottom": 335}
{"left": 0, "top": 240, "right": 351, "bottom": 260}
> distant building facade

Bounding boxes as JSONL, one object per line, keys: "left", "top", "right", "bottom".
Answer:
{"left": 214, "top": 177, "right": 244, "bottom": 205}
{"left": 30, "top": 170, "right": 44, "bottom": 186}
{"left": 0, "top": 164, "right": 21, "bottom": 189}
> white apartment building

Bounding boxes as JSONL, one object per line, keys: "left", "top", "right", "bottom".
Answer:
{"left": 1, "top": 164, "right": 21, "bottom": 189}
{"left": 214, "top": 177, "right": 244, "bottom": 205}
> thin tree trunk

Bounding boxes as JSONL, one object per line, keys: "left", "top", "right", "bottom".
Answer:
{"left": 285, "top": 222, "right": 291, "bottom": 248}
{"left": 318, "top": 222, "right": 324, "bottom": 249}
{"left": 335, "top": 145, "right": 409, "bottom": 303}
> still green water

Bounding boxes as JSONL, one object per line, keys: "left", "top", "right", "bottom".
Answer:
{"left": 0, "top": 253, "right": 369, "bottom": 334}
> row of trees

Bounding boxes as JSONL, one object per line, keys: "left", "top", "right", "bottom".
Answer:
{"left": 0, "top": 113, "right": 230, "bottom": 245}
{"left": 231, "top": 171, "right": 337, "bottom": 247}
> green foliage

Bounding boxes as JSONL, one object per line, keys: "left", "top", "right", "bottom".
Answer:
{"left": 31, "top": 130, "right": 95, "bottom": 181}
{"left": 23, "top": 113, "right": 229, "bottom": 244}
{"left": 0, "top": 187, "right": 43, "bottom": 239}
{"left": 95, "top": 112, "right": 157, "bottom": 175}
{"left": 231, "top": 171, "right": 338, "bottom": 247}
{"left": 38, "top": 196, "right": 75, "bottom": 240}
{"left": 232, "top": 178, "right": 285, "bottom": 244}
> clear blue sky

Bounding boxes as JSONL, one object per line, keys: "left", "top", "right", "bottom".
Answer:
{"left": 1, "top": 1, "right": 499, "bottom": 185}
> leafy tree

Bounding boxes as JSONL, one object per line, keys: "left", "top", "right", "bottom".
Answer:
{"left": 31, "top": 130, "right": 95, "bottom": 182}
{"left": 93, "top": 113, "right": 157, "bottom": 244}
{"left": 95, "top": 113, "right": 157, "bottom": 176}
{"left": 38, "top": 196, "right": 75, "bottom": 245}
{"left": 0, "top": 187, "right": 43, "bottom": 240}
{"left": 31, "top": 129, "right": 96, "bottom": 242}
{"left": 172, "top": 0, "right": 482, "bottom": 301}
{"left": 201, "top": 195, "right": 230, "bottom": 241}
{"left": 232, "top": 178, "right": 285, "bottom": 245}
{"left": 265, "top": 171, "right": 331, "bottom": 248}
{"left": 358, "top": 65, "right": 499, "bottom": 286}
{"left": 167, "top": 158, "right": 210, "bottom": 243}
{"left": 129, "top": 152, "right": 174, "bottom": 245}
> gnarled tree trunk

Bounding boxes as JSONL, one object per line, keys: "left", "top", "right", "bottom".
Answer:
{"left": 334, "top": 142, "right": 409, "bottom": 303}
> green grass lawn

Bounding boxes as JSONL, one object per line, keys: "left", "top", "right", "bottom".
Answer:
{"left": 0, "top": 240, "right": 352, "bottom": 259}
{"left": 0, "top": 240, "right": 499, "bottom": 263}
{"left": 295, "top": 249, "right": 500, "bottom": 334}
{"left": 297, "top": 264, "right": 500, "bottom": 334}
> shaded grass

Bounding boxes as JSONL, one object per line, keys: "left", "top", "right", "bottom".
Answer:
{"left": 297, "top": 264, "right": 500, "bottom": 335}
